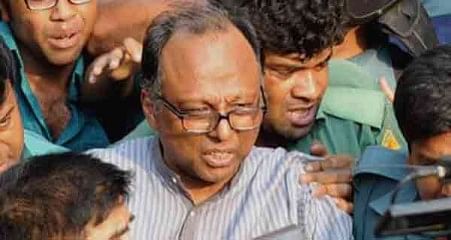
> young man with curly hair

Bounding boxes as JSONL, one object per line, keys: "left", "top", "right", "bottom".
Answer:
{"left": 237, "top": 0, "right": 406, "bottom": 158}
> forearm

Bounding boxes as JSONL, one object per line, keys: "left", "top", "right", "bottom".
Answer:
{"left": 88, "top": 0, "right": 170, "bottom": 56}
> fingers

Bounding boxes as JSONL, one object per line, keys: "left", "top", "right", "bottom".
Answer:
{"left": 310, "top": 141, "right": 328, "bottom": 157}
{"left": 311, "top": 183, "right": 352, "bottom": 198}
{"left": 334, "top": 198, "right": 354, "bottom": 214}
{"left": 379, "top": 76, "right": 395, "bottom": 103}
{"left": 309, "top": 184, "right": 354, "bottom": 214}
{"left": 123, "top": 37, "right": 143, "bottom": 63}
{"left": 108, "top": 47, "right": 125, "bottom": 70}
{"left": 88, "top": 46, "right": 126, "bottom": 84}
{"left": 300, "top": 169, "right": 352, "bottom": 184}
{"left": 304, "top": 155, "right": 354, "bottom": 172}
{"left": 87, "top": 37, "right": 142, "bottom": 84}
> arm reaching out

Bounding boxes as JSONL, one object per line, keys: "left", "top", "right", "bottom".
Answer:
{"left": 82, "top": 37, "right": 142, "bottom": 102}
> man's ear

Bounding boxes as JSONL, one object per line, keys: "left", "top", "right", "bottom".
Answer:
{"left": 0, "top": 0, "right": 11, "bottom": 22}
{"left": 141, "top": 89, "right": 159, "bottom": 130}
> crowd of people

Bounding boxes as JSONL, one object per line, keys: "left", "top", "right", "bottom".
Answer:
{"left": 0, "top": 0, "right": 450, "bottom": 239}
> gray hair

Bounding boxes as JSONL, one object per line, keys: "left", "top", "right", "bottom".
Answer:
{"left": 140, "top": 1, "right": 262, "bottom": 99}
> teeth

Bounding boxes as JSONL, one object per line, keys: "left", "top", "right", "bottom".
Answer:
{"left": 291, "top": 111, "right": 308, "bottom": 118}
{"left": 207, "top": 152, "right": 231, "bottom": 160}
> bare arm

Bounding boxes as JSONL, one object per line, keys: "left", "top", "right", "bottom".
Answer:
{"left": 87, "top": 0, "right": 170, "bottom": 56}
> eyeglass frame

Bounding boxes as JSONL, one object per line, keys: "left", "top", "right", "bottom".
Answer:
{"left": 154, "top": 87, "right": 267, "bottom": 133}
{"left": 24, "top": 0, "right": 92, "bottom": 11}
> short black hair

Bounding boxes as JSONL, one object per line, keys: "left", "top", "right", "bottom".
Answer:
{"left": 0, "top": 37, "right": 16, "bottom": 104}
{"left": 236, "top": 0, "right": 346, "bottom": 59}
{"left": 141, "top": 1, "right": 261, "bottom": 98}
{"left": 0, "top": 152, "right": 132, "bottom": 240}
{"left": 394, "top": 44, "right": 451, "bottom": 144}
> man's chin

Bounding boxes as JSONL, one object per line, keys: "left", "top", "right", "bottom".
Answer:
{"left": 45, "top": 47, "right": 84, "bottom": 66}
{"left": 290, "top": 123, "right": 315, "bottom": 139}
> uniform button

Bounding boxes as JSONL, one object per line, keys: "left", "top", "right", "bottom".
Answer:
{"left": 172, "top": 177, "right": 177, "bottom": 184}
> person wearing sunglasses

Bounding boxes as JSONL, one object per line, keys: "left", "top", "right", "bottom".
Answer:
{"left": 0, "top": 0, "right": 110, "bottom": 153}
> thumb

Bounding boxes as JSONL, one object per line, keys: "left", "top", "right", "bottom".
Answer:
{"left": 123, "top": 37, "right": 143, "bottom": 63}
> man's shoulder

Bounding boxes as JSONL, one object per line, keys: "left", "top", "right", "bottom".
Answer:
{"left": 248, "top": 147, "right": 307, "bottom": 165}
{"left": 354, "top": 146, "right": 410, "bottom": 186}
{"left": 246, "top": 147, "right": 311, "bottom": 179}
{"left": 320, "top": 59, "right": 389, "bottom": 129}
{"left": 353, "top": 147, "right": 419, "bottom": 240}
{"left": 88, "top": 136, "right": 156, "bottom": 167}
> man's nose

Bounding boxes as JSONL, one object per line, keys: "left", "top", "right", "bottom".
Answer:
{"left": 50, "top": 0, "right": 77, "bottom": 21}
{"left": 208, "top": 117, "right": 233, "bottom": 142}
{"left": 290, "top": 71, "right": 321, "bottom": 101}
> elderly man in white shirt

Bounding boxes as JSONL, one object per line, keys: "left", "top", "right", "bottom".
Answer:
{"left": 90, "top": 2, "right": 353, "bottom": 239}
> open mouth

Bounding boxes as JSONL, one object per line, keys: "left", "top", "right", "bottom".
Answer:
{"left": 202, "top": 150, "right": 235, "bottom": 168}
{"left": 48, "top": 31, "right": 81, "bottom": 49}
{"left": 286, "top": 105, "right": 317, "bottom": 127}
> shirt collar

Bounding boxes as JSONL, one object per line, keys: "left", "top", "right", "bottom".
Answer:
{"left": 369, "top": 181, "right": 418, "bottom": 216}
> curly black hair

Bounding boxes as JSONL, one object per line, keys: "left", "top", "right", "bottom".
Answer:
{"left": 232, "top": 0, "right": 346, "bottom": 59}
{"left": 0, "top": 152, "right": 132, "bottom": 240}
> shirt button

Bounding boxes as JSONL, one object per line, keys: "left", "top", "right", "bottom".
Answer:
{"left": 171, "top": 177, "right": 177, "bottom": 184}
{"left": 190, "top": 211, "right": 195, "bottom": 217}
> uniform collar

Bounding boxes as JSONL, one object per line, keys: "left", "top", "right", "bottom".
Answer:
{"left": 354, "top": 146, "right": 419, "bottom": 215}
{"left": 369, "top": 181, "right": 418, "bottom": 216}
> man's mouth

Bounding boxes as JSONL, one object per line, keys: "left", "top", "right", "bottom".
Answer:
{"left": 48, "top": 31, "right": 81, "bottom": 49}
{"left": 286, "top": 105, "right": 317, "bottom": 127}
{"left": 202, "top": 150, "right": 235, "bottom": 168}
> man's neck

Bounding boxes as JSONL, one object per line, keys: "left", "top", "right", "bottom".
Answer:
{"left": 255, "top": 127, "right": 294, "bottom": 149}
{"left": 332, "top": 26, "right": 368, "bottom": 60}
{"left": 19, "top": 45, "right": 77, "bottom": 139}
{"left": 179, "top": 175, "right": 232, "bottom": 205}
{"left": 160, "top": 144, "right": 236, "bottom": 205}
{"left": 19, "top": 46, "right": 75, "bottom": 89}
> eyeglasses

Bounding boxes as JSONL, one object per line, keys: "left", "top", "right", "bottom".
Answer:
{"left": 156, "top": 89, "right": 267, "bottom": 134}
{"left": 25, "top": 0, "right": 92, "bottom": 11}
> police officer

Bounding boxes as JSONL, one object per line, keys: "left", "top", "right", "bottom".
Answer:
{"left": 354, "top": 44, "right": 451, "bottom": 240}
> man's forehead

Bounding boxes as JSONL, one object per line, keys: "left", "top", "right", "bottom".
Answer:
{"left": 161, "top": 28, "right": 260, "bottom": 83}
{"left": 265, "top": 49, "right": 331, "bottom": 67}
{"left": 411, "top": 132, "right": 451, "bottom": 159}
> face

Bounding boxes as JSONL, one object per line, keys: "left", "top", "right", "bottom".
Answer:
{"left": 1, "top": 0, "right": 97, "bottom": 66}
{"left": 142, "top": 26, "right": 262, "bottom": 185}
{"left": 262, "top": 49, "right": 330, "bottom": 140}
{"left": 0, "top": 81, "right": 24, "bottom": 173}
{"left": 84, "top": 197, "right": 133, "bottom": 240}
{"left": 409, "top": 132, "right": 451, "bottom": 200}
